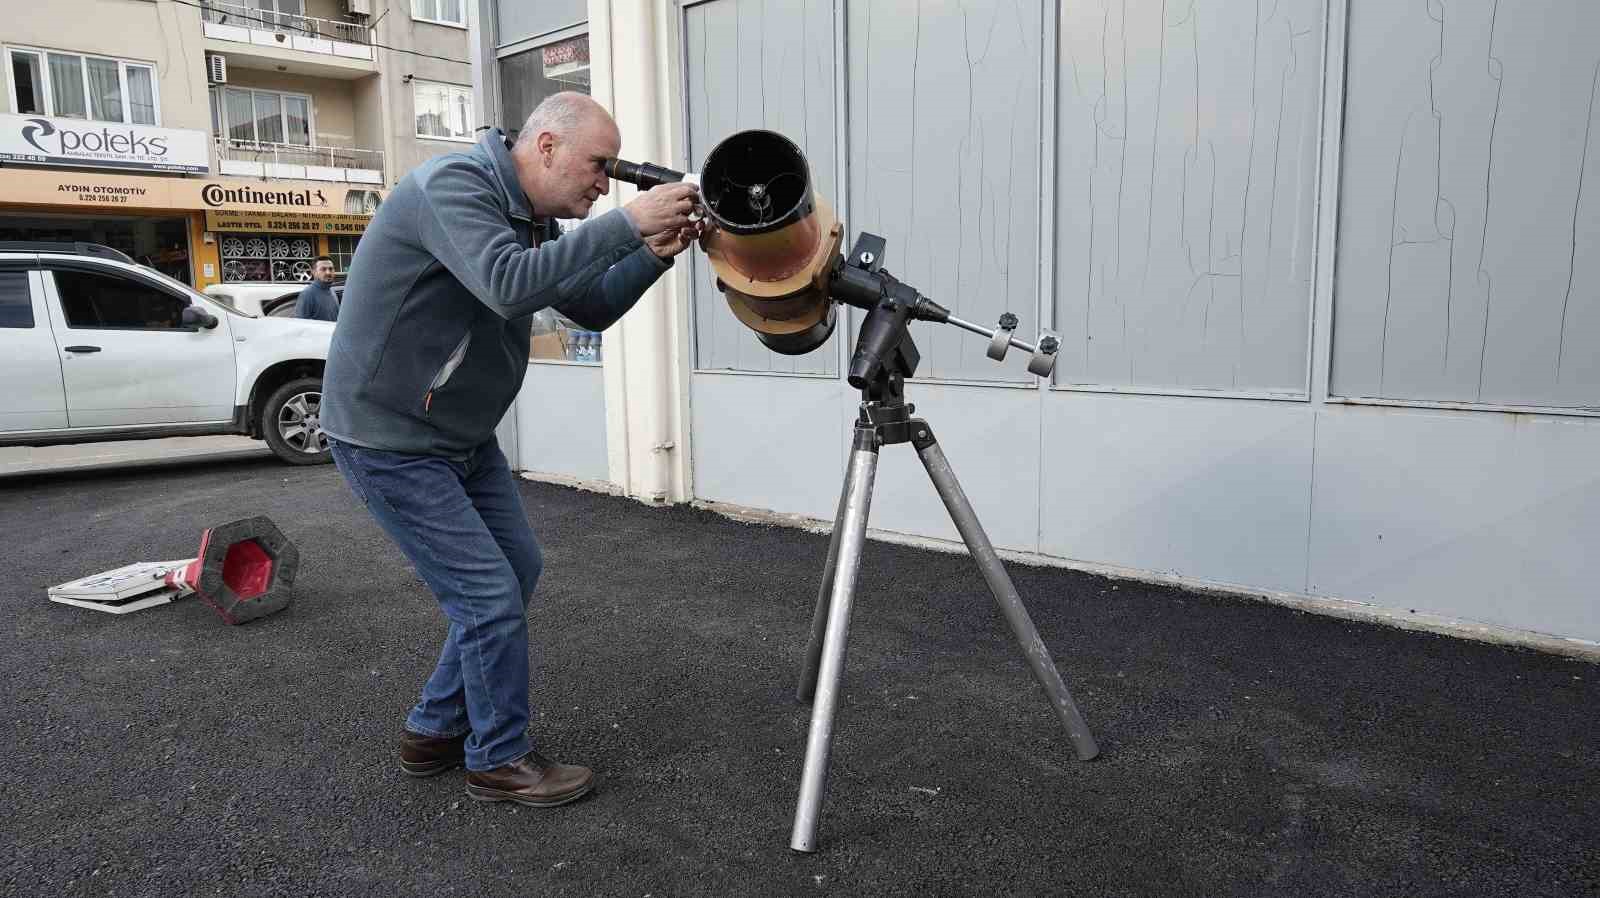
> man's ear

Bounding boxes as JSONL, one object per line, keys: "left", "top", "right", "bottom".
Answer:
{"left": 538, "top": 131, "right": 557, "bottom": 165}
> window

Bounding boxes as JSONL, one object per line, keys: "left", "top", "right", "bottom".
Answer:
{"left": 412, "top": 0, "right": 465, "bottom": 27}
{"left": 499, "top": 32, "right": 595, "bottom": 363}
{"left": 218, "top": 234, "right": 317, "bottom": 283}
{"left": 327, "top": 235, "right": 359, "bottom": 272}
{"left": 52, "top": 269, "right": 190, "bottom": 331}
{"left": 498, "top": 33, "right": 589, "bottom": 143}
{"left": 414, "top": 81, "right": 473, "bottom": 141}
{"left": 6, "top": 47, "right": 158, "bottom": 125}
{"left": 0, "top": 271, "right": 33, "bottom": 329}
{"left": 253, "top": 0, "right": 306, "bottom": 30}
{"left": 216, "top": 87, "right": 313, "bottom": 147}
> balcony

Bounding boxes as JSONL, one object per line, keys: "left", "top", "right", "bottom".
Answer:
{"left": 214, "top": 138, "right": 384, "bottom": 185}
{"left": 202, "top": 0, "right": 375, "bottom": 74}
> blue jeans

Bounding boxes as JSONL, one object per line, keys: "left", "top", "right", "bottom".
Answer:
{"left": 330, "top": 437, "right": 541, "bottom": 771}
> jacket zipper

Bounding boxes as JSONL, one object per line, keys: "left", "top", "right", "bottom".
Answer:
{"left": 424, "top": 331, "right": 473, "bottom": 415}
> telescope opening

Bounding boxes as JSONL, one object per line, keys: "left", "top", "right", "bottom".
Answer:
{"left": 702, "top": 130, "right": 813, "bottom": 235}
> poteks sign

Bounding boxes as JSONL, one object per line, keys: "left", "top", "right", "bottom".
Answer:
{"left": 0, "top": 113, "right": 210, "bottom": 173}
{"left": 201, "top": 184, "right": 327, "bottom": 208}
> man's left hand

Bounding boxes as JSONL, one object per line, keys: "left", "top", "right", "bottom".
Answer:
{"left": 644, "top": 221, "right": 705, "bottom": 260}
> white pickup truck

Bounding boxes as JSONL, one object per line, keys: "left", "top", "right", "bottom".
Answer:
{"left": 0, "top": 242, "right": 334, "bottom": 465}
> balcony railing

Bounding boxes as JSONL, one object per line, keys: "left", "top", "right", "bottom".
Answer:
{"left": 214, "top": 138, "right": 384, "bottom": 185}
{"left": 201, "top": 0, "right": 371, "bottom": 47}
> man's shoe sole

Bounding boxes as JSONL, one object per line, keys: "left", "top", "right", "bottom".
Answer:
{"left": 400, "top": 758, "right": 462, "bottom": 778}
{"left": 464, "top": 781, "right": 594, "bottom": 808}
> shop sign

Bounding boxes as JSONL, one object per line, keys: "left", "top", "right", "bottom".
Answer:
{"left": 205, "top": 209, "right": 372, "bottom": 234}
{"left": 0, "top": 113, "right": 210, "bottom": 173}
{"left": 0, "top": 168, "right": 384, "bottom": 215}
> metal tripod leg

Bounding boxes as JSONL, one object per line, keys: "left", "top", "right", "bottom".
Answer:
{"left": 912, "top": 425, "right": 1100, "bottom": 762}
{"left": 790, "top": 428, "right": 880, "bottom": 853}
{"left": 797, "top": 454, "right": 855, "bottom": 703}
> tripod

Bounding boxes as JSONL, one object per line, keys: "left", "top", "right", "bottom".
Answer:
{"left": 788, "top": 295, "right": 1100, "bottom": 853}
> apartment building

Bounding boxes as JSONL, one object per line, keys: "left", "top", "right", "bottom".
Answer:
{"left": 0, "top": 0, "right": 476, "bottom": 290}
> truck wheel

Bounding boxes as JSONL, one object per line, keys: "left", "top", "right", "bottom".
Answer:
{"left": 261, "top": 376, "right": 332, "bottom": 465}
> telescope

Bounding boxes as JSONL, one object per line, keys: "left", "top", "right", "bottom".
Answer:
{"left": 606, "top": 132, "right": 1096, "bottom": 854}
{"left": 605, "top": 130, "right": 1059, "bottom": 387}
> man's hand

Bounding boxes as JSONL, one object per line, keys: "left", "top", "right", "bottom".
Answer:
{"left": 623, "top": 182, "right": 702, "bottom": 238}
{"left": 644, "top": 222, "right": 705, "bottom": 260}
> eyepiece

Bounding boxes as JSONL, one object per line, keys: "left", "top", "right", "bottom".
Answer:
{"left": 604, "top": 157, "right": 687, "bottom": 190}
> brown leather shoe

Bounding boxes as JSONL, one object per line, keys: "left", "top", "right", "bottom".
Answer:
{"left": 398, "top": 729, "right": 468, "bottom": 777}
{"left": 464, "top": 751, "right": 595, "bottom": 807}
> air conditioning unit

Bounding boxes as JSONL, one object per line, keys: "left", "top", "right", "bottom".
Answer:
{"left": 344, "top": 0, "right": 372, "bottom": 15}
{"left": 207, "top": 54, "right": 228, "bottom": 85}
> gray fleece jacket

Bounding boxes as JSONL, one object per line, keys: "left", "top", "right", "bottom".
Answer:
{"left": 322, "top": 129, "right": 670, "bottom": 458}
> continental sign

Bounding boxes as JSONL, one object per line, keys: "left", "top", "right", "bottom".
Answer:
{"left": 205, "top": 209, "right": 372, "bottom": 234}
{"left": 0, "top": 169, "right": 384, "bottom": 215}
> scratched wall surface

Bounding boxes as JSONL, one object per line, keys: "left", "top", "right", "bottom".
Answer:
{"left": 1333, "top": 0, "right": 1600, "bottom": 408}
{"left": 684, "top": 0, "right": 840, "bottom": 375}
{"left": 1054, "top": 0, "right": 1325, "bottom": 394}
{"left": 845, "top": 0, "right": 1044, "bottom": 383}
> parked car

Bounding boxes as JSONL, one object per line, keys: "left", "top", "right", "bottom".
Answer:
{"left": 205, "top": 276, "right": 345, "bottom": 319}
{"left": 0, "top": 241, "right": 335, "bottom": 465}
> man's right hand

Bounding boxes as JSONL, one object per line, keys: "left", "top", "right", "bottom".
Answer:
{"left": 623, "top": 182, "right": 702, "bottom": 238}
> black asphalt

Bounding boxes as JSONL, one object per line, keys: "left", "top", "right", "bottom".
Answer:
{"left": 1, "top": 457, "right": 1595, "bottom": 897}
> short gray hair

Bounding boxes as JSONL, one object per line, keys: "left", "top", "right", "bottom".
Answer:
{"left": 514, "top": 92, "right": 598, "bottom": 147}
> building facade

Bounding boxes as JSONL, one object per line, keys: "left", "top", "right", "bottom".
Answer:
{"left": 475, "top": 0, "right": 1600, "bottom": 652}
{"left": 1, "top": 0, "right": 477, "bottom": 290}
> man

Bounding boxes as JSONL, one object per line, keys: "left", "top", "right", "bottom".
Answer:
{"left": 321, "top": 92, "right": 701, "bottom": 808}
{"left": 294, "top": 256, "right": 339, "bottom": 321}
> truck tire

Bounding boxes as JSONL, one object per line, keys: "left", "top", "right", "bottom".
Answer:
{"left": 261, "top": 376, "right": 332, "bottom": 465}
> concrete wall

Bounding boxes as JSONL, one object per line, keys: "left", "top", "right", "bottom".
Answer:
{"left": 0, "top": 0, "right": 209, "bottom": 131}
{"left": 474, "top": 0, "right": 1600, "bottom": 650}
{"left": 376, "top": 10, "right": 476, "bottom": 182}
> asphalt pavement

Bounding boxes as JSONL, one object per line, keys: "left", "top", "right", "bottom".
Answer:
{"left": 0, "top": 457, "right": 1595, "bottom": 897}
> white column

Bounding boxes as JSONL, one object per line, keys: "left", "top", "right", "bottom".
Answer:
{"left": 590, "top": 0, "right": 691, "bottom": 504}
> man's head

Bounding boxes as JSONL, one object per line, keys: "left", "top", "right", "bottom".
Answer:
{"left": 510, "top": 92, "right": 620, "bottom": 220}
{"left": 312, "top": 256, "right": 335, "bottom": 285}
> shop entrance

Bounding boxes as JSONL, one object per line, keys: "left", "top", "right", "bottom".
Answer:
{"left": 0, "top": 213, "right": 193, "bottom": 285}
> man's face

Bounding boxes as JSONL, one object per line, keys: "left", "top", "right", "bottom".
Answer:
{"left": 313, "top": 260, "right": 335, "bottom": 284}
{"left": 543, "top": 113, "right": 620, "bottom": 219}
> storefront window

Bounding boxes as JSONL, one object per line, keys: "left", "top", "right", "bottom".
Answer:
{"left": 218, "top": 233, "right": 316, "bottom": 283}
{"left": 327, "top": 235, "right": 359, "bottom": 272}
{"left": 498, "top": 34, "right": 590, "bottom": 141}
{"left": 500, "top": 32, "right": 599, "bottom": 363}
{"left": 0, "top": 214, "right": 192, "bottom": 285}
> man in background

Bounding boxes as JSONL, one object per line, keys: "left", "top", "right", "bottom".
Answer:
{"left": 294, "top": 256, "right": 339, "bottom": 321}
